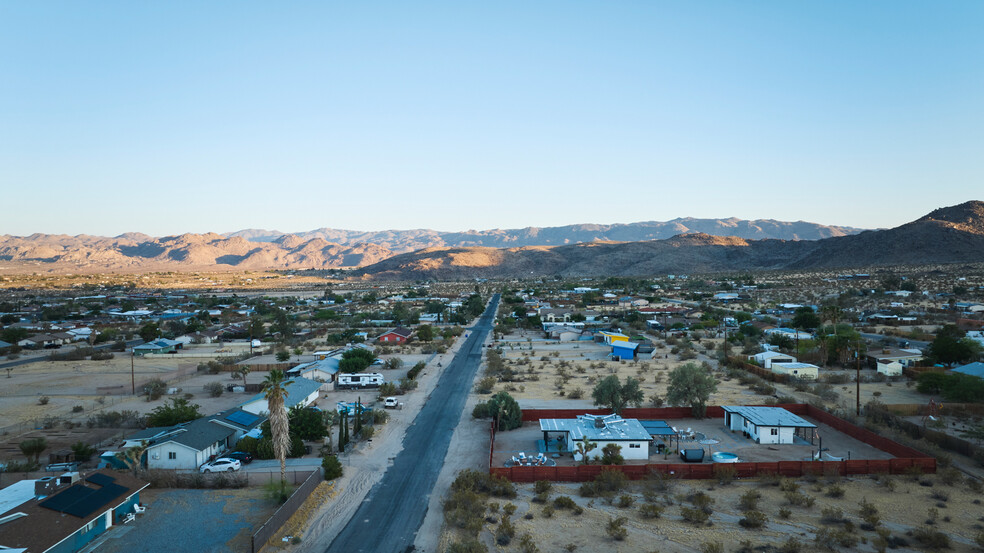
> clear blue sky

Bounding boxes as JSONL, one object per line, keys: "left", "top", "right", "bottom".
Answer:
{"left": 1, "top": 1, "right": 982, "bottom": 236}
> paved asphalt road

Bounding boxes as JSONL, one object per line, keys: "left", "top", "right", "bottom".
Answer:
{"left": 325, "top": 294, "right": 500, "bottom": 553}
{"left": 859, "top": 332, "right": 929, "bottom": 350}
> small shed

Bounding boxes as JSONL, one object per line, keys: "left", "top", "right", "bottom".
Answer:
{"left": 722, "top": 406, "right": 816, "bottom": 445}
{"left": 770, "top": 362, "right": 819, "bottom": 380}
{"left": 611, "top": 341, "right": 639, "bottom": 361}
{"left": 876, "top": 359, "right": 904, "bottom": 377}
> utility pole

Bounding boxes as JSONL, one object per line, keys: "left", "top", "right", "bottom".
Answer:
{"left": 855, "top": 339, "right": 861, "bottom": 416}
{"left": 130, "top": 349, "right": 136, "bottom": 395}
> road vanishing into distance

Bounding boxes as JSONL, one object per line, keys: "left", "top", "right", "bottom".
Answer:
{"left": 325, "top": 294, "right": 500, "bottom": 553}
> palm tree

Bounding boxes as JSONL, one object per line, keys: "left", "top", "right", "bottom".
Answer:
{"left": 263, "top": 369, "right": 291, "bottom": 483}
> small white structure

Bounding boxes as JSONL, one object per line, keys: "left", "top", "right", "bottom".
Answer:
{"left": 750, "top": 351, "right": 797, "bottom": 369}
{"left": 722, "top": 406, "right": 816, "bottom": 445}
{"left": 335, "top": 373, "right": 384, "bottom": 390}
{"left": 540, "top": 414, "right": 650, "bottom": 461}
{"left": 876, "top": 359, "right": 904, "bottom": 376}
{"left": 771, "top": 362, "right": 819, "bottom": 380}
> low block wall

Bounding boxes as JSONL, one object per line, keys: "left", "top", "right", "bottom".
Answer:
{"left": 491, "top": 404, "right": 935, "bottom": 482}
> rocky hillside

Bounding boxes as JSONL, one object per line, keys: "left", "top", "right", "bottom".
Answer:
{"left": 356, "top": 201, "right": 984, "bottom": 279}
{"left": 226, "top": 217, "right": 865, "bottom": 252}
{"left": 2, "top": 204, "right": 979, "bottom": 276}
{"left": 0, "top": 233, "right": 393, "bottom": 273}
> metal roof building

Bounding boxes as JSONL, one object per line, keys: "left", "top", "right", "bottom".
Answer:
{"left": 722, "top": 406, "right": 816, "bottom": 445}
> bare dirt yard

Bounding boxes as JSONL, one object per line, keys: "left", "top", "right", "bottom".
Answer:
{"left": 440, "top": 468, "right": 984, "bottom": 552}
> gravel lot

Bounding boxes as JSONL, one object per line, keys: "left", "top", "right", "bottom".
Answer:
{"left": 89, "top": 488, "right": 275, "bottom": 553}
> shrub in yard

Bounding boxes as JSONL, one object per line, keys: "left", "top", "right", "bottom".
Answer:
{"left": 778, "top": 478, "right": 800, "bottom": 492}
{"left": 38, "top": 396, "right": 50, "bottom": 405}
{"left": 204, "top": 381, "right": 224, "bottom": 397}
{"left": 738, "top": 490, "right": 761, "bottom": 511}
{"left": 784, "top": 491, "right": 815, "bottom": 508}
{"left": 553, "top": 496, "right": 577, "bottom": 510}
{"left": 814, "top": 527, "right": 858, "bottom": 550}
{"left": 820, "top": 506, "right": 844, "bottom": 525}
{"left": 714, "top": 464, "right": 737, "bottom": 485}
{"left": 534, "top": 480, "right": 552, "bottom": 494}
{"left": 616, "top": 494, "right": 634, "bottom": 508}
{"left": 476, "top": 377, "right": 497, "bottom": 394}
{"left": 639, "top": 504, "right": 664, "bottom": 519}
{"left": 778, "top": 537, "right": 802, "bottom": 553}
{"left": 681, "top": 506, "right": 710, "bottom": 525}
{"left": 495, "top": 517, "right": 515, "bottom": 546}
{"left": 446, "top": 537, "right": 488, "bottom": 553}
{"left": 606, "top": 516, "right": 628, "bottom": 541}
{"left": 738, "top": 510, "right": 767, "bottom": 529}
{"left": 700, "top": 542, "right": 724, "bottom": 553}
{"left": 541, "top": 505, "right": 555, "bottom": 518}
{"left": 778, "top": 507, "right": 792, "bottom": 519}
{"left": 937, "top": 467, "right": 960, "bottom": 486}
{"left": 518, "top": 533, "right": 538, "bottom": 553}
{"left": 912, "top": 528, "right": 950, "bottom": 550}
{"left": 322, "top": 455, "right": 343, "bottom": 480}
{"left": 825, "top": 484, "right": 845, "bottom": 498}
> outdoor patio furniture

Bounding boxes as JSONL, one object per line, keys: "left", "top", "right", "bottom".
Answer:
{"left": 123, "top": 513, "right": 135, "bottom": 524}
{"left": 133, "top": 504, "right": 146, "bottom": 514}
{"left": 511, "top": 456, "right": 520, "bottom": 465}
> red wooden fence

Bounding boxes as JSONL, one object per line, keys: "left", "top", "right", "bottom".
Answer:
{"left": 491, "top": 404, "right": 935, "bottom": 482}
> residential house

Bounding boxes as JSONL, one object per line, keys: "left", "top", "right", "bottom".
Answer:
{"left": 132, "top": 338, "right": 183, "bottom": 357}
{"left": 875, "top": 359, "right": 904, "bottom": 377}
{"left": 130, "top": 408, "right": 264, "bottom": 470}
{"left": 952, "top": 362, "right": 984, "bottom": 379}
{"left": 377, "top": 327, "right": 413, "bottom": 344}
{"left": 0, "top": 470, "right": 148, "bottom": 553}
{"left": 866, "top": 347, "right": 923, "bottom": 368}
{"left": 597, "top": 331, "right": 630, "bottom": 345}
{"left": 770, "top": 362, "right": 819, "bottom": 380}
{"left": 722, "top": 406, "right": 817, "bottom": 445}
{"left": 240, "top": 377, "right": 324, "bottom": 415}
{"left": 750, "top": 351, "right": 797, "bottom": 369}
{"left": 540, "top": 414, "right": 650, "bottom": 461}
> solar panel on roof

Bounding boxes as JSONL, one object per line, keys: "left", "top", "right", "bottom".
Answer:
{"left": 85, "top": 473, "right": 115, "bottom": 486}
{"left": 226, "top": 411, "right": 260, "bottom": 426}
{"left": 39, "top": 482, "right": 127, "bottom": 518}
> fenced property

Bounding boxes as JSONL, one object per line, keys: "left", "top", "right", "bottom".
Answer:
{"left": 489, "top": 404, "right": 935, "bottom": 482}
{"left": 251, "top": 469, "right": 322, "bottom": 553}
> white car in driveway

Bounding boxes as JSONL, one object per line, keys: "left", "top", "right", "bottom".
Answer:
{"left": 200, "top": 458, "right": 242, "bottom": 473}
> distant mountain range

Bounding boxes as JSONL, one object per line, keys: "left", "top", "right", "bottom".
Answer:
{"left": 226, "top": 218, "right": 864, "bottom": 251}
{"left": 355, "top": 201, "right": 984, "bottom": 279}
{"left": 2, "top": 205, "right": 981, "bottom": 276}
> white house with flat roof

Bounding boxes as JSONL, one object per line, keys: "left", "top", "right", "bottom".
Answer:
{"left": 770, "top": 362, "right": 819, "bottom": 380}
{"left": 722, "top": 406, "right": 816, "bottom": 445}
{"left": 751, "top": 351, "right": 797, "bottom": 369}
{"left": 539, "top": 414, "right": 650, "bottom": 461}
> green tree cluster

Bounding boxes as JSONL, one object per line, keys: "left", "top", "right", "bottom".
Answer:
{"left": 338, "top": 348, "right": 378, "bottom": 374}
{"left": 666, "top": 362, "right": 718, "bottom": 418}
{"left": 473, "top": 391, "right": 523, "bottom": 431}
{"left": 591, "top": 375, "right": 644, "bottom": 415}
{"left": 146, "top": 398, "right": 202, "bottom": 426}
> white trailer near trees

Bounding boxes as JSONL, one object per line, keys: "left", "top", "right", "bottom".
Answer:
{"left": 335, "top": 373, "right": 384, "bottom": 390}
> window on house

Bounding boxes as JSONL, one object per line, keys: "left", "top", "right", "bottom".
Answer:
{"left": 629, "top": 443, "right": 640, "bottom": 448}
{"left": 771, "top": 428, "right": 778, "bottom": 436}
{"left": 168, "top": 452, "right": 176, "bottom": 460}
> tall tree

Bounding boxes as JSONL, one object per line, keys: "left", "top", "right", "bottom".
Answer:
{"left": 591, "top": 376, "right": 644, "bottom": 415}
{"left": 263, "top": 369, "right": 292, "bottom": 482}
{"left": 666, "top": 362, "right": 718, "bottom": 418}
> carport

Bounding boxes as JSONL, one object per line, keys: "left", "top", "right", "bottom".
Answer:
{"left": 640, "top": 420, "right": 680, "bottom": 452}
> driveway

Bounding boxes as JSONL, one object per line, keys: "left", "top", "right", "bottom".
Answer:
{"left": 85, "top": 488, "right": 275, "bottom": 553}
{"left": 324, "top": 295, "right": 500, "bottom": 553}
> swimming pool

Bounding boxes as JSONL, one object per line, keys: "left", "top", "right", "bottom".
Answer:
{"left": 712, "top": 451, "right": 739, "bottom": 463}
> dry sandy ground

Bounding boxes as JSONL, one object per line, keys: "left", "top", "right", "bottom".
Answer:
{"left": 488, "top": 335, "right": 769, "bottom": 410}
{"left": 444, "top": 471, "right": 984, "bottom": 552}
